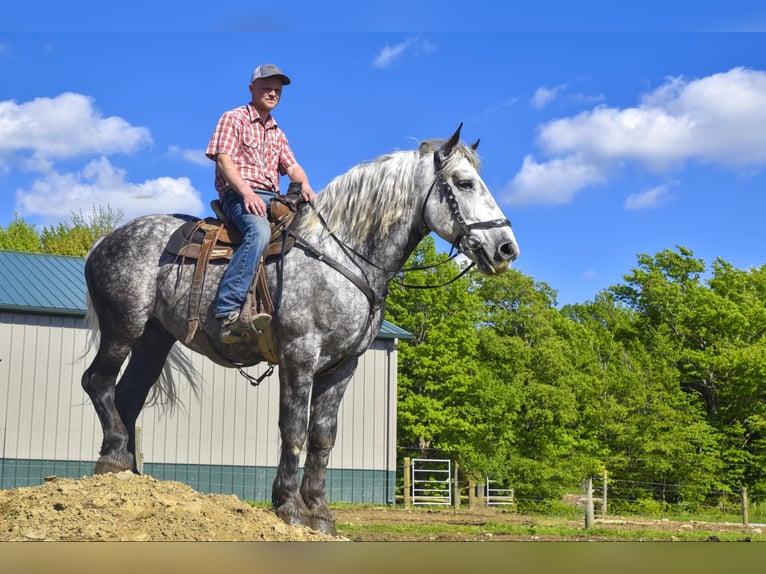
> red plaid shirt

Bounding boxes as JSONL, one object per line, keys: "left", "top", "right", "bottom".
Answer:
{"left": 206, "top": 104, "right": 297, "bottom": 198}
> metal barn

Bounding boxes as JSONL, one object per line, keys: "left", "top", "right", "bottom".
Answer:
{"left": 0, "top": 250, "right": 411, "bottom": 504}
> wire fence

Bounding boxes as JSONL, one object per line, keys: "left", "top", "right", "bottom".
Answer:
{"left": 394, "top": 454, "right": 766, "bottom": 524}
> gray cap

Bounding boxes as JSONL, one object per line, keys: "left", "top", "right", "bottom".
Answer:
{"left": 250, "top": 64, "right": 291, "bottom": 85}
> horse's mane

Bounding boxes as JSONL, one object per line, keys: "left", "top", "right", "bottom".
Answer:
{"left": 297, "top": 141, "right": 481, "bottom": 245}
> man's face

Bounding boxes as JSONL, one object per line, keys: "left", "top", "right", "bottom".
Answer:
{"left": 250, "top": 78, "right": 284, "bottom": 113}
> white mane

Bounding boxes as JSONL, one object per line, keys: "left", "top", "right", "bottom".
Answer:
{"left": 297, "top": 142, "right": 481, "bottom": 245}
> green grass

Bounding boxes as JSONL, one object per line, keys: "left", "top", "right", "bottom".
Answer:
{"left": 331, "top": 504, "right": 766, "bottom": 542}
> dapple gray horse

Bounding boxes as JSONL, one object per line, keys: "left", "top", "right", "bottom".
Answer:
{"left": 81, "top": 124, "right": 519, "bottom": 534}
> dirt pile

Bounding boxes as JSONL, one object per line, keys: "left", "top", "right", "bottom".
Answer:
{"left": 0, "top": 471, "right": 340, "bottom": 542}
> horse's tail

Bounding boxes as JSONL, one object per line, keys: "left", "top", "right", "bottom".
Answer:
{"left": 149, "top": 345, "right": 201, "bottom": 413}
{"left": 82, "top": 240, "right": 200, "bottom": 413}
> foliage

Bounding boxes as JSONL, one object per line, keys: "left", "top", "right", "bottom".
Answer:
{"left": 0, "top": 214, "right": 43, "bottom": 252}
{"left": 387, "top": 239, "right": 766, "bottom": 508}
{"left": 0, "top": 205, "right": 123, "bottom": 256}
{"left": 41, "top": 205, "right": 124, "bottom": 256}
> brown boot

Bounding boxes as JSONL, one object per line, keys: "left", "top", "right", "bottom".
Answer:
{"left": 220, "top": 311, "right": 243, "bottom": 344}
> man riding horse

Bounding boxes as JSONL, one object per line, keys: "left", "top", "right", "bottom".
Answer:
{"left": 206, "top": 63, "right": 315, "bottom": 344}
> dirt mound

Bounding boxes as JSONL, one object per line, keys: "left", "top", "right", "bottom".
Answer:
{"left": 0, "top": 471, "right": 340, "bottom": 542}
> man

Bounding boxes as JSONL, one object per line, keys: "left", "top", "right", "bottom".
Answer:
{"left": 206, "top": 63, "right": 315, "bottom": 344}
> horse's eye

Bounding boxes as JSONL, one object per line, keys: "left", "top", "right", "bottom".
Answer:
{"left": 457, "top": 179, "right": 473, "bottom": 189}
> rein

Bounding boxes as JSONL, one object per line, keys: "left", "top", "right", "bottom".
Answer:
{"left": 302, "top": 152, "right": 513, "bottom": 292}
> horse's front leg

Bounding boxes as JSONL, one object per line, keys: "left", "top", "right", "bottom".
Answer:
{"left": 272, "top": 372, "right": 313, "bottom": 528}
{"left": 300, "top": 372, "right": 352, "bottom": 536}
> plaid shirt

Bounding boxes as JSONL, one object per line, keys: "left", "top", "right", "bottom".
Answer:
{"left": 206, "top": 104, "right": 297, "bottom": 198}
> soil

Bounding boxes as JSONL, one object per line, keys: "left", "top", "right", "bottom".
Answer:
{"left": 0, "top": 472, "right": 762, "bottom": 542}
{"left": 0, "top": 472, "right": 337, "bottom": 542}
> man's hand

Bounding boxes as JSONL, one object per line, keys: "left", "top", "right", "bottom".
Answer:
{"left": 301, "top": 183, "right": 316, "bottom": 202}
{"left": 241, "top": 189, "right": 268, "bottom": 216}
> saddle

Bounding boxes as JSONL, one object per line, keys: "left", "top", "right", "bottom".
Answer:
{"left": 166, "top": 190, "right": 305, "bottom": 363}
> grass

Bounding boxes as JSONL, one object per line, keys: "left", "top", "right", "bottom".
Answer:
{"left": 331, "top": 504, "right": 766, "bottom": 542}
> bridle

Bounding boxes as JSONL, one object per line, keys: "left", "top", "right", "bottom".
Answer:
{"left": 409, "top": 150, "right": 513, "bottom": 285}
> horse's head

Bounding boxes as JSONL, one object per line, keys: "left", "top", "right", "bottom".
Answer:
{"left": 419, "top": 124, "right": 519, "bottom": 275}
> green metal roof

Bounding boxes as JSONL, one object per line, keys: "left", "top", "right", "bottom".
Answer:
{"left": 376, "top": 320, "right": 414, "bottom": 341}
{"left": 0, "top": 250, "right": 413, "bottom": 340}
{"left": 0, "top": 251, "right": 86, "bottom": 316}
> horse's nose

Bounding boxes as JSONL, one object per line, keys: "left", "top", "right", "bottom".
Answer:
{"left": 497, "top": 240, "right": 519, "bottom": 263}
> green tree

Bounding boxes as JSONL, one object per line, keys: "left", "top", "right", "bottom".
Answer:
{"left": 41, "top": 205, "right": 123, "bottom": 256}
{"left": 385, "top": 237, "right": 485, "bottom": 466}
{"left": 475, "top": 270, "right": 597, "bottom": 499}
{"left": 0, "top": 214, "right": 43, "bottom": 252}
{"left": 610, "top": 246, "right": 765, "bottom": 497}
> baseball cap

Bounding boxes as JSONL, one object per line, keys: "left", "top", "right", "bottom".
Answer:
{"left": 250, "top": 64, "right": 291, "bottom": 85}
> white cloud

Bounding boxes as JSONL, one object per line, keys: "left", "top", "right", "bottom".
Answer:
{"left": 0, "top": 92, "right": 151, "bottom": 164}
{"left": 15, "top": 157, "right": 204, "bottom": 225}
{"left": 531, "top": 85, "right": 566, "bottom": 109}
{"left": 504, "top": 154, "right": 607, "bottom": 206}
{"left": 506, "top": 67, "right": 766, "bottom": 206}
{"left": 168, "top": 145, "right": 210, "bottom": 167}
{"left": 624, "top": 180, "right": 678, "bottom": 210}
{"left": 373, "top": 38, "right": 436, "bottom": 68}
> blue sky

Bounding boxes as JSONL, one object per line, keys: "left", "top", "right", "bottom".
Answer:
{"left": 3, "top": 3, "right": 766, "bottom": 306}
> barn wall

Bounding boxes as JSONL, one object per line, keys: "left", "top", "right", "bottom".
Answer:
{"left": 0, "top": 312, "right": 397, "bottom": 503}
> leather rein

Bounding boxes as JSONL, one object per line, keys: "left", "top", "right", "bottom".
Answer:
{"left": 296, "top": 151, "right": 513, "bottom": 294}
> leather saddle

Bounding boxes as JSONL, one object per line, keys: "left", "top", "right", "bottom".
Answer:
{"left": 166, "top": 190, "right": 306, "bottom": 362}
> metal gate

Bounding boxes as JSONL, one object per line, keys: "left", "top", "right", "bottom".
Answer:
{"left": 485, "top": 477, "right": 514, "bottom": 506}
{"left": 411, "top": 458, "right": 452, "bottom": 505}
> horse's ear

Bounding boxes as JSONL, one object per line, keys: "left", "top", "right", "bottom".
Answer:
{"left": 441, "top": 123, "right": 463, "bottom": 157}
{"left": 437, "top": 123, "right": 463, "bottom": 166}
{"left": 470, "top": 139, "right": 480, "bottom": 151}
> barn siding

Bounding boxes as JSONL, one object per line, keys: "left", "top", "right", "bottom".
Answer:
{"left": 0, "top": 312, "right": 398, "bottom": 503}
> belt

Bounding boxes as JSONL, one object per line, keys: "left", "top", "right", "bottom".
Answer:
{"left": 224, "top": 186, "right": 278, "bottom": 195}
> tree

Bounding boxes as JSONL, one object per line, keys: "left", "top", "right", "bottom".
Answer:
{"left": 0, "top": 215, "right": 43, "bottom": 252}
{"left": 609, "top": 246, "right": 766, "bottom": 497}
{"left": 475, "top": 270, "right": 599, "bottom": 498}
{"left": 41, "top": 205, "right": 123, "bottom": 256}
{"left": 385, "top": 237, "right": 485, "bottom": 466}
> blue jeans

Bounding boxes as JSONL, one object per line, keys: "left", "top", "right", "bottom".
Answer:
{"left": 215, "top": 190, "right": 275, "bottom": 318}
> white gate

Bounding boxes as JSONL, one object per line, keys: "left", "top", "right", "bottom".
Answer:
{"left": 486, "top": 477, "right": 514, "bottom": 506}
{"left": 411, "top": 458, "right": 452, "bottom": 505}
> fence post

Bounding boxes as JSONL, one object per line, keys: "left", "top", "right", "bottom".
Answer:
{"left": 602, "top": 469, "right": 608, "bottom": 516}
{"left": 453, "top": 462, "right": 460, "bottom": 511}
{"left": 135, "top": 426, "right": 143, "bottom": 475}
{"left": 468, "top": 480, "right": 476, "bottom": 509}
{"left": 585, "top": 477, "right": 594, "bottom": 529}
{"left": 403, "top": 457, "right": 411, "bottom": 509}
{"left": 741, "top": 486, "right": 749, "bottom": 526}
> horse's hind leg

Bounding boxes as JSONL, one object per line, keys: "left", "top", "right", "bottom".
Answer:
{"left": 82, "top": 335, "right": 134, "bottom": 474}
{"left": 114, "top": 319, "right": 177, "bottom": 473}
{"left": 82, "top": 320, "right": 176, "bottom": 474}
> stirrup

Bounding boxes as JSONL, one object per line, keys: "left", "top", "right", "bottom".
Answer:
{"left": 250, "top": 313, "right": 272, "bottom": 336}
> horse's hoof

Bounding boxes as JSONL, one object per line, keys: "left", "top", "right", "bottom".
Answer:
{"left": 310, "top": 517, "right": 337, "bottom": 536}
{"left": 93, "top": 456, "right": 132, "bottom": 475}
{"left": 275, "top": 506, "right": 312, "bottom": 529}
